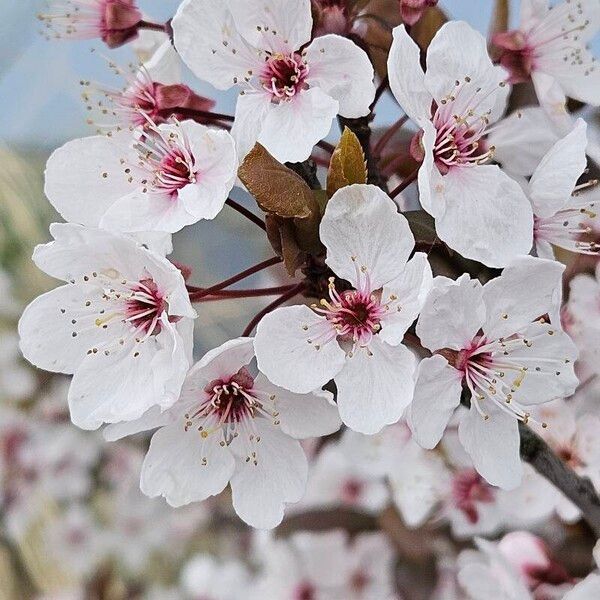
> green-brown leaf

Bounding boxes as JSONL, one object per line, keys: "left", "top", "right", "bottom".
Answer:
{"left": 326, "top": 127, "right": 368, "bottom": 198}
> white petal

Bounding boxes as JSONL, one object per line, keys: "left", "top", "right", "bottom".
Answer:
{"left": 387, "top": 25, "right": 432, "bottom": 123}
{"left": 230, "top": 420, "right": 308, "bottom": 528}
{"left": 103, "top": 405, "right": 175, "bottom": 442}
{"left": 531, "top": 70, "right": 570, "bottom": 127}
{"left": 417, "top": 119, "right": 442, "bottom": 215}
{"left": 68, "top": 317, "right": 190, "bottom": 429}
{"left": 229, "top": 0, "right": 312, "bottom": 52}
{"left": 172, "top": 0, "right": 260, "bottom": 90}
{"left": 496, "top": 321, "right": 578, "bottom": 405}
{"left": 458, "top": 403, "right": 522, "bottom": 490}
{"left": 254, "top": 374, "right": 341, "bottom": 439}
{"left": 140, "top": 423, "right": 235, "bottom": 506}
{"left": 304, "top": 34, "right": 374, "bottom": 118}
{"left": 379, "top": 252, "right": 433, "bottom": 346}
{"left": 564, "top": 575, "right": 600, "bottom": 600}
{"left": 489, "top": 107, "right": 561, "bottom": 177}
{"left": 482, "top": 255, "right": 564, "bottom": 340}
{"left": 100, "top": 190, "right": 197, "bottom": 234}
{"left": 416, "top": 274, "right": 486, "bottom": 352}
{"left": 320, "top": 184, "right": 415, "bottom": 289}
{"left": 144, "top": 39, "right": 181, "bottom": 85}
{"left": 529, "top": 119, "right": 588, "bottom": 217}
{"left": 410, "top": 355, "right": 463, "bottom": 449}
{"left": 230, "top": 92, "right": 273, "bottom": 161}
{"left": 18, "top": 284, "right": 116, "bottom": 374}
{"left": 434, "top": 165, "right": 533, "bottom": 268}
{"left": 254, "top": 305, "right": 346, "bottom": 394}
{"left": 257, "top": 87, "right": 339, "bottom": 163}
{"left": 44, "top": 131, "right": 138, "bottom": 226}
{"left": 424, "top": 21, "right": 508, "bottom": 120}
{"left": 521, "top": 0, "right": 549, "bottom": 27}
{"left": 336, "top": 339, "right": 415, "bottom": 434}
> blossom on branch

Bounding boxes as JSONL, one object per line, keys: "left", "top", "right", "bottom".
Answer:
{"left": 172, "top": 0, "right": 375, "bottom": 163}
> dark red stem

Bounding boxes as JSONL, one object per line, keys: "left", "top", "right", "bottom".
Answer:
{"left": 225, "top": 198, "right": 266, "bottom": 231}
{"left": 137, "top": 20, "right": 168, "bottom": 32}
{"left": 187, "top": 256, "right": 282, "bottom": 301}
{"left": 317, "top": 140, "right": 335, "bottom": 154}
{"left": 189, "top": 285, "right": 298, "bottom": 301}
{"left": 389, "top": 167, "right": 419, "bottom": 199}
{"left": 373, "top": 115, "right": 409, "bottom": 158}
{"left": 371, "top": 75, "right": 389, "bottom": 110}
{"left": 242, "top": 284, "right": 305, "bottom": 336}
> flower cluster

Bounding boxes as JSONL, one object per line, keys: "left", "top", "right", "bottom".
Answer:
{"left": 8, "top": 0, "right": 600, "bottom": 596}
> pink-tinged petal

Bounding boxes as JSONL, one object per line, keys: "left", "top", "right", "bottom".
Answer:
{"left": 229, "top": 419, "right": 308, "bottom": 529}
{"left": 100, "top": 190, "right": 197, "bottom": 234}
{"left": 489, "top": 107, "right": 561, "bottom": 177}
{"left": 304, "top": 34, "right": 374, "bottom": 118}
{"left": 172, "top": 0, "right": 260, "bottom": 90}
{"left": 409, "top": 355, "right": 463, "bottom": 449}
{"left": 140, "top": 422, "right": 235, "bottom": 506}
{"left": 379, "top": 252, "right": 433, "bottom": 346}
{"left": 255, "top": 305, "right": 345, "bottom": 393}
{"left": 336, "top": 339, "right": 416, "bottom": 434}
{"left": 320, "top": 184, "right": 415, "bottom": 290}
{"left": 230, "top": 92, "right": 274, "bottom": 162}
{"left": 387, "top": 25, "right": 432, "bottom": 123}
{"left": 44, "top": 131, "right": 138, "bottom": 226}
{"left": 257, "top": 87, "right": 339, "bottom": 163}
{"left": 228, "top": 0, "right": 312, "bottom": 53}
{"left": 434, "top": 165, "right": 533, "bottom": 268}
{"left": 18, "top": 284, "right": 121, "bottom": 375}
{"left": 424, "top": 21, "right": 509, "bottom": 121}
{"left": 482, "top": 256, "right": 564, "bottom": 340}
{"left": 254, "top": 374, "right": 341, "bottom": 439}
{"left": 416, "top": 274, "right": 486, "bottom": 352}
{"left": 68, "top": 317, "right": 190, "bottom": 429}
{"left": 458, "top": 403, "right": 522, "bottom": 490}
{"left": 529, "top": 119, "right": 588, "bottom": 217}
{"left": 417, "top": 119, "right": 443, "bottom": 216}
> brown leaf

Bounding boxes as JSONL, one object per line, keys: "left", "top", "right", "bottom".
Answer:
{"left": 240, "top": 144, "right": 324, "bottom": 275}
{"left": 238, "top": 143, "right": 317, "bottom": 219}
{"left": 326, "top": 127, "right": 367, "bottom": 198}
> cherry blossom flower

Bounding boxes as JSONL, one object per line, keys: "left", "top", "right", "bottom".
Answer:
{"left": 311, "top": 0, "right": 353, "bottom": 37}
{"left": 253, "top": 530, "right": 398, "bottom": 599}
{"left": 180, "top": 554, "right": 253, "bottom": 600}
{"left": 388, "top": 21, "right": 534, "bottom": 267}
{"left": 44, "top": 119, "right": 237, "bottom": 235}
{"left": 493, "top": 0, "right": 600, "bottom": 125}
{"left": 254, "top": 184, "right": 432, "bottom": 434}
{"left": 81, "top": 40, "right": 215, "bottom": 133}
{"left": 410, "top": 256, "right": 578, "bottom": 489}
{"left": 115, "top": 338, "right": 340, "bottom": 529}
{"left": 18, "top": 223, "right": 196, "bottom": 430}
{"left": 172, "top": 0, "right": 375, "bottom": 162}
{"left": 38, "top": 0, "right": 143, "bottom": 48}
{"left": 525, "top": 119, "right": 599, "bottom": 258}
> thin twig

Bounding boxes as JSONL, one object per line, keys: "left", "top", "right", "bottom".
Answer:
{"left": 241, "top": 283, "right": 305, "bottom": 336}
{"left": 373, "top": 115, "right": 409, "bottom": 159}
{"left": 187, "top": 256, "right": 282, "bottom": 301}
{"left": 389, "top": 167, "right": 419, "bottom": 199}
{"left": 225, "top": 198, "right": 266, "bottom": 231}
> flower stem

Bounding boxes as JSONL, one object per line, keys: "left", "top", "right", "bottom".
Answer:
{"left": 225, "top": 198, "right": 266, "bottom": 231}
{"left": 190, "top": 285, "right": 299, "bottom": 301}
{"left": 373, "top": 115, "right": 409, "bottom": 159}
{"left": 389, "top": 168, "right": 419, "bottom": 199}
{"left": 137, "top": 20, "right": 168, "bottom": 32}
{"left": 371, "top": 75, "right": 389, "bottom": 110}
{"left": 317, "top": 140, "right": 335, "bottom": 154}
{"left": 241, "top": 283, "right": 305, "bottom": 336}
{"left": 187, "top": 256, "right": 282, "bottom": 301}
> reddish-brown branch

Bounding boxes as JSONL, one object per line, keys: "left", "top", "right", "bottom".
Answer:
{"left": 389, "top": 167, "right": 419, "bottom": 199}
{"left": 225, "top": 198, "right": 266, "bottom": 231}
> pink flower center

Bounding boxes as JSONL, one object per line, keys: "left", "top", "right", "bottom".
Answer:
{"left": 316, "top": 285, "right": 385, "bottom": 347}
{"left": 341, "top": 478, "right": 364, "bottom": 503}
{"left": 123, "top": 278, "right": 165, "bottom": 335}
{"left": 260, "top": 53, "right": 309, "bottom": 101}
{"left": 134, "top": 122, "right": 197, "bottom": 197}
{"left": 184, "top": 368, "right": 279, "bottom": 450}
{"left": 451, "top": 468, "right": 495, "bottom": 524}
{"left": 38, "top": 0, "right": 142, "bottom": 48}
